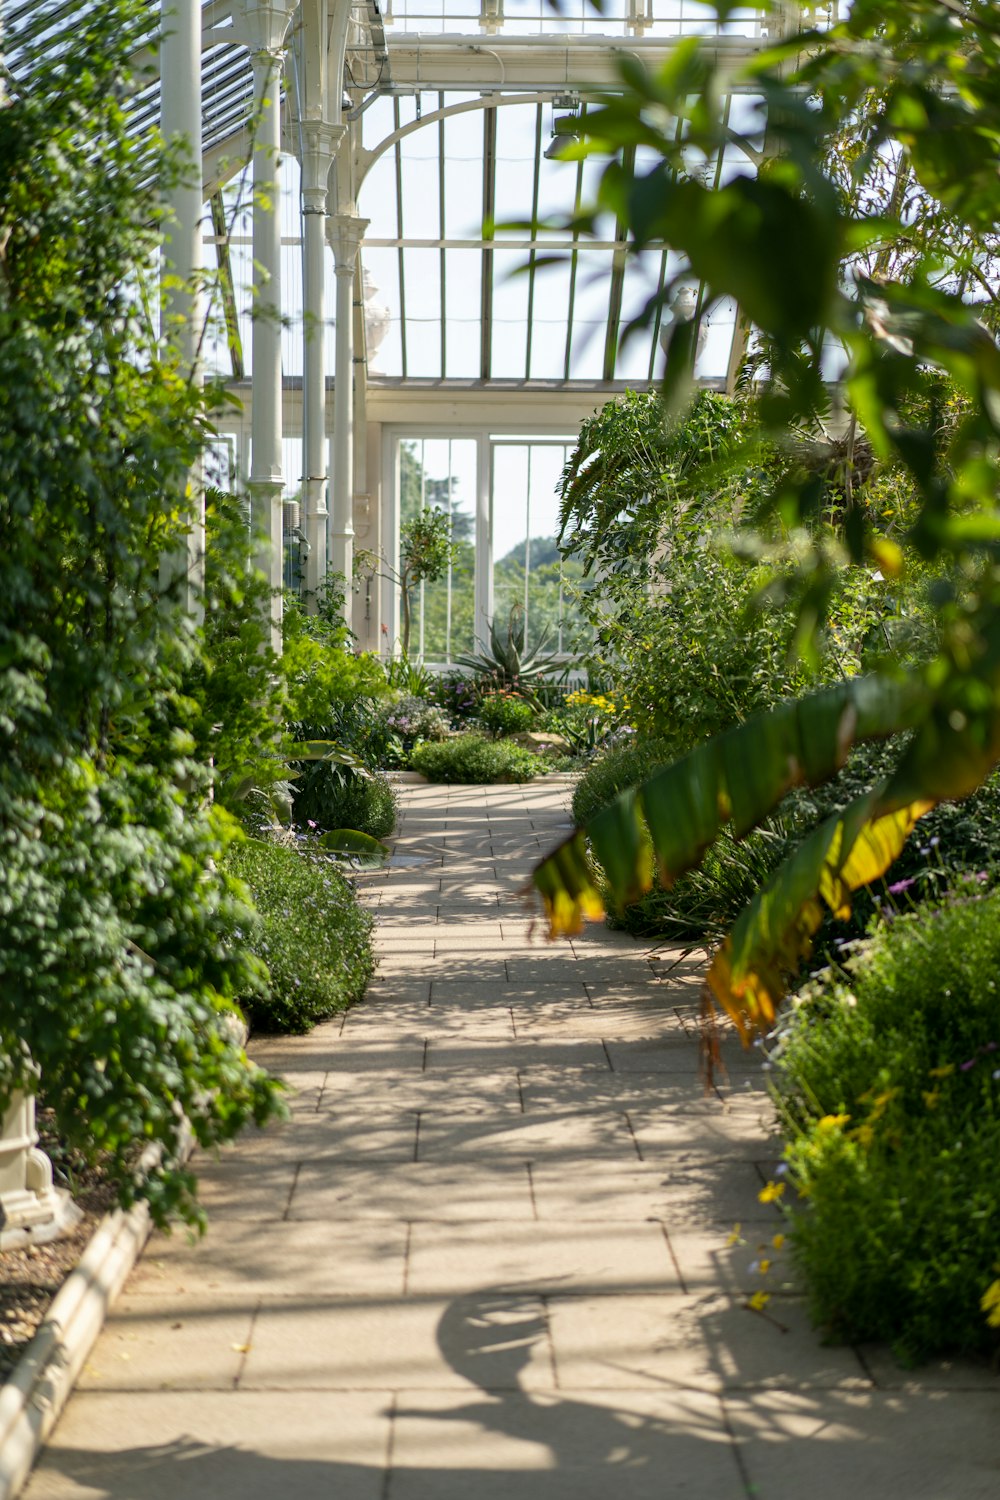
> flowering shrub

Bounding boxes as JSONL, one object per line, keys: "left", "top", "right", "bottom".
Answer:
{"left": 476, "top": 691, "right": 537, "bottom": 738}
{"left": 770, "top": 886, "right": 1000, "bottom": 1363}
{"left": 381, "top": 694, "right": 452, "bottom": 745}
{"left": 225, "top": 838, "right": 375, "bottom": 1033}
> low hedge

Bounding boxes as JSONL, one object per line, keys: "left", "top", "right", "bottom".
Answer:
{"left": 226, "top": 838, "right": 375, "bottom": 1033}
{"left": 410, "top": 732, "right": 542, "bottom": 784}
{"left": 771, "top": 887, "right": 1000, "bottom": 1363}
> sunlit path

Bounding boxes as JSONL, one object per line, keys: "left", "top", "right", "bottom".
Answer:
{"left": 24, "top": 780, "right": 1000, "bottom": 1499}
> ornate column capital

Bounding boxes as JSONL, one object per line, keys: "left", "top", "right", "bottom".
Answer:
{"left": 239, "top": 0, "right": 297, "bottom": 60}
{"left": 300, "top": 121, "right": 347, "bottom": 212}
{"left": 327, "top": 213, "right": 370, "bottom": 271}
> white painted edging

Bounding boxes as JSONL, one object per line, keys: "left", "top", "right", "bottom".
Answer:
{"left": 0, "top": 1200, "right": 151, "bottom": 1500}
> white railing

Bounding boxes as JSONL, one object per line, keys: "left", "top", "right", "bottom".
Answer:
{"left": 376, "top": 0, "right": 843, "bottom": 40}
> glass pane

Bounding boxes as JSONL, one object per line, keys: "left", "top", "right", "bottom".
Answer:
{"left": 400, "top": 437, "right": 479, "bottom": 663}
{"left": 491, "top": 441, "right": 586, "bottom": 655}
{"left": 492, "top": 249, "right": 530, "bottom": 378}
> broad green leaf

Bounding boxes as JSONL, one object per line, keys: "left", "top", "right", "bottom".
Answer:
{"left": 533, "top": 673, "right": 927, "bottom": 941}
{"left": 317, "top": 829, "right": 391, "bottom": 868}
{"left": 708, "top": 790, "right": 934, "bottom": 1037}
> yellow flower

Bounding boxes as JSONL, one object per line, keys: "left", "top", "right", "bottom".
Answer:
{"left": 922, "top": 1090, "right": 941, "bottom": 1110}
{"left": 928, "top": 1064, "right": 955, "bottom": 1079}
{"left": 817, "top": 1113, "right": 851, "bottom": 1131}
{"left": 758, "top": 1181, "right": 785, "bottom": 1204}
{"left": 772, "top": 1233, "right": 785, "bottom": 1251}
{"left": 980, "top": 1279, "right": 1000, "bottom": 1329}
{"left": 747, "top": 1291, "right": 771, "bottom": 1312}
{"left": 757, "top": 1258, "right": 772, "bottom": 1276}
{"left": 869, "top": 1087, "right": 899, "bottom": 1117}
{"left": 726, "top": 1223, "right": 743, "bottom": 1247}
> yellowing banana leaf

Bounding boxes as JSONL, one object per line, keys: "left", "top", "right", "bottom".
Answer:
{"left": 708, "top": 792, "right": 934, "bottom": 1040}
{"left": 532, "top": 830, "right": 605, "bottom": 936}
{"left": 532, "top": 672, "right": 927, "bottom": 941}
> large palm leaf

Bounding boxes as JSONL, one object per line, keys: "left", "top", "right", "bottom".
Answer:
{"left": 532, "top": 666, "right": 1000, "bottom": 1038}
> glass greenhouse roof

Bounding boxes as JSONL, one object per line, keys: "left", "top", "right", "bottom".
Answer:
{"left": 4, "top": 2, "right": 847, "bottom": 393}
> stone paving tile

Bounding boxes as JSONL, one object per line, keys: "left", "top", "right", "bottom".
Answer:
{"left": 317, "top": 1070, "right": 524, "bottom": 1115}
{"left": 517, "top": 1070, "right": 710, "bottom": 1112}
{"left": 627, "top": 1104, "right": 782, "bottom": 1162}
{"left": 859, "top": 1345, "right": 1000, "bottom": 1392}
{"left": 249, "top": 1038, "right": 426, "bottom": 1075}
{"left": 78, "top": 1297, "right": 255, "bottom": 1391}
{"left": 424, "top": 1039, "right": 610, "bottom": 1072}
{"left": 286, "top": 1161, "right": 535, "bottom": 1222}
{"left": 386, "top": 1389, "right": 746, "bottom": 1500}
{"left": 346, "top": 1013, "right": 518, "bottom": 1043}
{"left": 131, "top": 1221, "right": 409, "bottom": 1300}
{"left": 545, "top": 1293, "right": 871, "bottom": 1393}
{"left": 724, "top": 1389, "right": 1000, "bottom": 1500}
{"left": 406, "top": 1221, "right": 679, "bottom": 1298}
{"left": 24, "top": 1392, "right": 391, "bottom": 1500}
{"left": 529, "top": 1160, "right": 779, "bottom": 1227}
{"left": 415, "top": 1108, "right": 640, "bottom": 1164}
{"left": 242, "top": 1294, "right": 555, "bottom": 1392}
{"left": 665, "top": 1225, "right": 799, "bottom": 1298}
{"left": 31, "top": 780, "right": 999, "bottom": 1500}
{"left": 189, "top": 1158, "right": 299, "bottom": 1220}
{"left": 340, "top": 1004, "right": 436, "bottom": 1035}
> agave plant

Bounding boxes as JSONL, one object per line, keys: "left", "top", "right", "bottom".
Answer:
{"left": 456, "top": 604, "right": 564, "bottom": 695}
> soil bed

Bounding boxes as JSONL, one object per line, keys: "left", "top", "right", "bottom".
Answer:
{"left": 0, "top": 1114, "right": 115, "bottom": 1381}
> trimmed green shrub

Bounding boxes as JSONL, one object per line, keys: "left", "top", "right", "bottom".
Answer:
{"left": 226, "top": 839, "right": 375, "bottom": 1033}
{"left": 772, "top": 889, "right": 1000, "bottom": 1362}
{"left": 572, "top": 736, "right": 675, "bottom": 824}
{"left": 291, "top": 761, "right": 397, "bottom": 839}
{"left": 477, "top": 691, "right": 537, "bottom": 738}
{"left": 411, "top": 733, "right": 542, "bottom": 784}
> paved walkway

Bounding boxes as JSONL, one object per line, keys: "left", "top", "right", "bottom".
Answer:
{"left": 25, "top": 779, "right": 1000, "bottom": 1498}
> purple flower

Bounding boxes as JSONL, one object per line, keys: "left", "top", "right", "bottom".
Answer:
{"left": 887, "top": 877, "right": 917, "bottom": 897}
{"left": 960, "top": 1059, "right": 977, "bottom": 1072}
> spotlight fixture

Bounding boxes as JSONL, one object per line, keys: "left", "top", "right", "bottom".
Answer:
{"left": 544, "top": 94, "right": 581, "bottom": 160}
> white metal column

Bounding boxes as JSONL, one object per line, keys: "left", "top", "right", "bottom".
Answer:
{"left": 243, "top": 1, "right": 294, "bottom": 651}
{"left": 328, "top": 213, "right": 369, "bottom": 629}
{"left": 159, "top": 0, "right": 204, "bottom": 619}
{"left": 300, "top": 123, "right": 344, "bottom": 601}
{"left": 475, "top": 432, "right": 492, "bottom": 650}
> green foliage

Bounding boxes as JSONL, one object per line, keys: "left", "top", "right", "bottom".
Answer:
{"left": 0, "top": 3, "right": 283, "bottom": 1225}
{"left": 771, "top": 891, "right": 1000, "bottom": 1362}
{"left": 559, "top": 389, "right": 763, "bottom": 580}
{"left": 198, "top": 488, "right": 285, "bottom": 805}
{"left": 282, "top": 606, "right": 388, "bottom": 727}
{"left": 411, "top": 733, "right": 543, "bottom": 784}
{"left": 532, "top": 1, "right": 1000, "bottom": 1031}
{"left": 456, "top": 604, "right": 564, "bottom": 696}
{"left": 291, "top": 759, "right": 398, "bottom": 839}
{"left": 572, "top": 736, "right": 677, "bottom": 825}
{"left": 384, "top": 654, "right": 437, "bottom": 698}
{"left": 432, "top": 671, "right": 481, "bottom": 722}
{"left": 225, "top": 840, "right": 375, "bottom": 1034}
{"left": 398, "top": 507, "right": 461, "bottom": 656}
{"left": 477, "top": 691, "right": 538, "bottom": 738}
{"left": 560, "top": 389, "right": 903, "bottom": 755}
